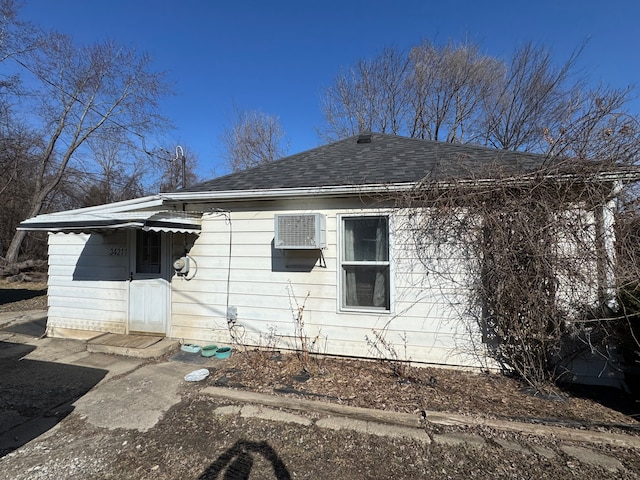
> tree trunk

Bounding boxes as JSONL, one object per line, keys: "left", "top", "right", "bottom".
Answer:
{"left": 4, "top": 228, "right": 28, "bottom": 264}
{"left": 4, "top": 186, "right": 51, "bottom": 264}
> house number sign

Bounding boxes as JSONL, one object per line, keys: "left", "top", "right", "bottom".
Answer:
{"left": 109, "top": 248, "right": 127, "bottom": 256}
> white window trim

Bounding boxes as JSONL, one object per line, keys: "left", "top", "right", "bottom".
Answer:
{"left": 337, "top": 213, "right": 394, "bottom": 314}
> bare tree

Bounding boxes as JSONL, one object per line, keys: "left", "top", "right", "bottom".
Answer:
{"left": 407, "top": 40, "right": 501, "bottom": 142}
{"left": 220, "top": 107, "right": 289, "bottom": 172}
{"left": 548, "top": 85, "right": 640, "bottom": 164}
{"left": 0, "top": 2, "right": 45, "bottom": 262}
{"left": 480, "top": 42, "right": 582, "bottom": 152}
{"left": 320, "top": 41, "right": 503, "bottom": 143}
{"left": 320, "top": 47, "right": 410, "bottom": 141}
{"left": 66, "top": 138, "right": 148, "bottom": 207}
{"left": 0, "top": 126, "right": 45, "bottom": 259}
{"left": 318, "top": 40, "right": 600, "bottom": 154}
{"left": 0, "top": 0, "right": 37, "bottom": 63}
{"left": 3, "top": 33, "right": 171, "bottom": 263}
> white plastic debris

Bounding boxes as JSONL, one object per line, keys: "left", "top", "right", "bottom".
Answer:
{"left": 184, "top": 368, "right": 210, "bottom": 382}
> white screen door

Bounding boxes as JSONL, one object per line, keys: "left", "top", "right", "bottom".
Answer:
{"left": 128, "top": 230, "right": 169, "bottom": 334}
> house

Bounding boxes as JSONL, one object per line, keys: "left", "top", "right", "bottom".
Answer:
{"left": 18, "top": 133, "right": 638, "bottom": 382}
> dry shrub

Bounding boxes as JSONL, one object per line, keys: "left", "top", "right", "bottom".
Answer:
{"left": 394, "top": 159, "right": 640, "bottom": 393}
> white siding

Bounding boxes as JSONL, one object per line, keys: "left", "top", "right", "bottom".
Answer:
{"left": 47, "top": 231, "right": 129, "bottom": 334}
{"left": 170, "top": 201, "right": 481, "bottom": 367}
{"left": 41, "top": 196, "right": 611, "bottom": 379}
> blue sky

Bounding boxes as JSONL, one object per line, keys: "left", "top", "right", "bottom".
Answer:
{"left": 19, "top": 0, "right": 640, "bottom": 178}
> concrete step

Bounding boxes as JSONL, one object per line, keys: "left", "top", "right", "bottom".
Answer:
{"left": 87, "top": 334, "right": 179, "bottom": 359}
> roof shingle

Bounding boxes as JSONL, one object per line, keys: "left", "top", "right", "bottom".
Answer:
{"left": 180, "top": 133, "right": 547, "bottom": 193}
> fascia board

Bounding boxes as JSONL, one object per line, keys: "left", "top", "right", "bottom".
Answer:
{"left": 160, "top": 169, "right": 640, "bottom": 203}
{"left": 161, "top": 183, "right": 417, "bottom": 202}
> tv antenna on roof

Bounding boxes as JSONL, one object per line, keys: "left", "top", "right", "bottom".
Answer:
{"left": 175, "top": 145, "right": 186, "bottom": 189}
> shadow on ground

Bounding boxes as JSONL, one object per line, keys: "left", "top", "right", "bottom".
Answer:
{"left": 0, "top": 287, "right": 47, "bottom": 305}
{"left": 198, "top": 440, "right": 291, "bottom": 480}
{"left": 2, "top": 317, "right": 47, "bottom": 336}
{"left": 562, "top": 383, "right": 640, "bottom": 428}
{"left": 0, "top": 340, "right": 107, "bottom": 457}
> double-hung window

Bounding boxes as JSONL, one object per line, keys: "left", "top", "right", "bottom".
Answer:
{"left": 341, "top": 216, "right": 390, "bottom": 311}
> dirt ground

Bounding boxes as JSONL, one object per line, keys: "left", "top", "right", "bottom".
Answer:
{"left": 1, "top": 279, "right": 640, "bottom": 479}
{"left": 0, "top": 278, "right": 48, "bottom": 313}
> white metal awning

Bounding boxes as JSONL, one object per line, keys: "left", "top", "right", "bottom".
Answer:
{"left": 18, "top": 210, "right": 202, "bottom": 234}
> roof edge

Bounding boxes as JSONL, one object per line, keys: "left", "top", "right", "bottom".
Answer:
{"left": 38, "top": 195, "right": 166, "bottom": 217}
{"left": 161, "top": 168, "right": 640, "bottom": 203}
{"left": 161, "top": 183, "right": 413, "bottom": 202}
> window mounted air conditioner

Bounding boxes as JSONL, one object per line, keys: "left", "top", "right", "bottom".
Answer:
{"left": 274, "top": 213, "right": 326, "bottom": 249}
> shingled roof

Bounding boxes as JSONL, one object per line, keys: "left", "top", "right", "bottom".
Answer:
{"left": 180, "top": 133, "right": 548, "bottom": 193}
